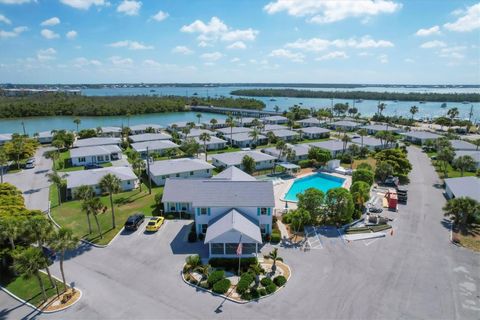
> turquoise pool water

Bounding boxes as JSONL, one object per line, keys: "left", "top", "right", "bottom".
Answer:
{"left": 284, "top": 173, "right": 345, "bottom": 202}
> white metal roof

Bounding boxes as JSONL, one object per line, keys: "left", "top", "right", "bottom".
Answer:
{"left": 204, "top": 209, "right": 262, "bottom": 244}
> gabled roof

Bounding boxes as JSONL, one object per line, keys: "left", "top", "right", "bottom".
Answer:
{"left": 129, "top": 133, "right": 172, "bottom": 143}
{"left": 148, "top": 158, "right": 214, "bottom": 176}
{"left": 211, "top": 150, "right": 276, "bottom": 166}
{"left": 402, "top": 131, "right": 442, "bottom": 139}
{"left": 131, "top": 140, "right": 178, "bottom": 152}
{"left": 70, "top": 145, "right": 121, "bottom": 158}
{"left": 299, "top": 127, "right": 331, "bottom": 134}
{"left": 162, "top": 179, "right": 275, "bottom": 207}
{"left": 296, "top": 117, "right": 322, "bottom": 124}
{"left": 307, "top": 140, "right": 349, "bottom": 151}
{"left": 216, "top": 127, "right": 252, "bottom": 135}
{"left": 66, "top": 166, "right": 137, "bottom": 189}
{"left": 227, "top": 132, "right": 266, "bottom": 142}
{"left": 73, "top": 137, "right": 121, "bottom": 148}
{"left": 212, "top": 166, "right": 256, "bottom": 181}
{"left": 444, "top": 176, "right": 480, "bottom": 200}
{"left": 204, "top": 209, "right": 262, "bottom": 244}
{"left": 129, "top": 124, "right": 162, "bottom": 131}
{"left": 193, "top": 135, "right": 227, "bottom": 145}
{"left": 449, "top": 139, "right": 477, "bottom": 151}
{"left": 263, "top": 115, "right": 287, "bottom": 121}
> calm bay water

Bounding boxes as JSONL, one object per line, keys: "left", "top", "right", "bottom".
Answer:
{"left": 0, "top": 85, "right": 478, "bottom": 135}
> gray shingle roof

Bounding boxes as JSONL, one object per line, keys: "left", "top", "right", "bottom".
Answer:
{"left": 129, "top": 124, "right": 162, "bottom": 131}
{"left": 444, "top": 176, "right": 480, "bottom": 200}
{"left": 148, "top": 158, "right": 214, "bottom": 176}
{"left": 360, "top": 124, "right": 400, "bottom": 132}
{"left": 298, "top": 127, "right": 331, "bottom": 134}
{"left": 184, "top": 128, "right": 214, "bottom": 138}
{"left": 449, "top": 140, "right": 477, "bottom": 151}
{"left": 403, "top": 131, "right": 442, "bottom": 139}
{"left": 131, "top": 140, "right": 178, "bottom": 153}
{"left": 204, "top": 209, "right": 262, "bottom": 244}
{"left": 212, "top": 151, "right": 276, "bottom": 166}
{"left": 216, "top": 127, "right": 253, "bottom": 135}
{"left": 73, "top": 137, "right": 121, "bottom": 148}
{"left": 351, "top": 136, "right": 384, "bottom": 147}
{"left": 270, "top": 129, "right": 299, "bottom": 138}
{"left": 227, "top": 132, "right": 266, "bottom": 142}
{"left": 454, "top": 150, "right": 480, "bottom": 163}
{"left": 263, "top": 115, "right": 287, "bottom": 121}
{"left": 70, "top": 145, "right": 121, "bottom": 158}
{"left": 296, "top": 117, "right": 322, "bottom": 124}
{"left": 236, "top": 117, "right": 259, "bottom": 124}
{"left": 162, "top": 179, "right": 275, "bottom": 207}
{"left": 129, "top": 133, "right": 172, "bottom": 143}
{"left": 307, "top": 140, "right": 349, "bottom": 151}
{"left": 263, "top": 124, "right": 286, "bottom": 131}
{"left": 66, "top": 166, "right": 137, "bottom": 189}
{"left": 212, "top": 166, "right": 256, "bottom": 181}
{"left": 100, "top": 126, "right": 121, "bottom": 133}
{"left": 193, "top": 136, "right": 227, "bottom": 145}
{"left": 263, "top": 143, "right": 310, "bottom": 157}
{"left": 332, "top": 120, "right": 361, "bottom": 127}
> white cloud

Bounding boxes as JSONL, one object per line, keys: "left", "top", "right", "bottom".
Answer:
{"left": 37, "top": 48, "right": 57, "bottom": 61}
{"left": 264, "top": 0, "right": 401, "bottom": 24}
{"left": 181, "top": 16, "right": 258, "bottom": 44}
{"left": 0, "top": 14, "right": 11, "bottom": 25}
{"left": 73, "top": 57, "right": 102, "bottom": 67}
{"left": 420, "top": 40, "right": 446, "bottom": 49}
{"left": 0, "top": 0, "right": 33, "bottom": 3}
{"left": 151, "top": 10, "right": 168, "bottom": 22}
{"left": 108, "top": 40, "right": 153, "bottom": 50}
{"left": 438, "top": 46, "right": 467, "bottom": 60}
{"left": 286, "top": 35, "right": 393, "bottom": 52}
{"left": 117, "top": 0, "right": 142, "bottom": 16}
{"left": 404, "top": 58, "right": 415, "bottom": 63}
{"left": 172, "top": 45, "right": 193, "bottom": 55}
{"left": 269, "top": 49, "right": 304, "bottom": 62}
{"left": 444, "top": 3, "right": 480, "bottom": 32}
{"left": 0, "top": 25, "right": 27, "bottom": 38}
{"left": 41, "top": 17, "right": 60, "bottom": 26}
{"left": 200, "top": 51, "right": 223, "bottom": 61}
{"left": 230, "top": 57, "right": 240, "bottom": 62}
{"left": 60, "top": 0, "right": 106, "bottom": 10}
{"left": 378, "top": 54, "right": 388, "bottom": 64}
{"left": 315, "top": 51, "right": 348, "bottom": 61}
{"left": 415, "top": 25, "right": 440, "bottom": 36}
{"left": 108, "top": 56, "right": 133, "bottom": 66}
{"left": 66, "top": 30, "right": 77, "bottom": 39}
{"left": 198, "top": 41, "right": 210, "bottom": 47}
{"left": 41, "top": 29, "right": 60, "bottom": 39}
{"left": 227, "top": 41, "right": 246, "bottom": 50}
{"left": 357, "top": 51, "right": 372, "bottom": 56}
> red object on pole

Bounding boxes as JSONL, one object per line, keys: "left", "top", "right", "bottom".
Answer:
{"left": 236, "top": 243, "right": 243, "bottom": 256}
{"left": 390, "top": 229, "right": 394, "bottom": 236}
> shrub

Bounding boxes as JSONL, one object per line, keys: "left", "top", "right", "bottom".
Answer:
{"left": 259, "top": 288, "right": 267, "bottom": 296}
{"left": 270, "top": 231, "right": 281, "bottom": 244}
{"left": 185, "top": 254, "right": 201, "bottom": 268}
{"left": 273, "top": 275, "right": 287, "bottom": 287}
{"left": 340, "top": 154, "right": 352, "bottom": 164}
{"left": 282, "top": 213, "right": 292, "bottom": 224}
{"left": 356, "top": 162, "right": 373, "bottom": 171}
{"left": 209, "top": 257, "right": 258, "bottom": 273}
{"left": 266, "top": 283, "right": 277, "bottom": 294}
{"left": 187, "top": 231, "right": 197, "bottom": 242}
{"left": 212, "top": 279, "right": 231, "bottom": 294}
{"left": 298, "top": 159, "right": 312, "bottom": 168}
{"left": 199, "top": 280, "right": 209, "bottom": 289}
{"left": 207, "top": 270, "right": 225, "bottom": 288}
{"left": 236, "top": 273, "right": 254, "bottom": 294}
{"left": 352, "top": 169, "right": 374, "bottom": 186}
{"left": 250, "top": 287, "right": 260, "bottom": 300}
{"left": 241, "top": 291, "right": 252, "bottom": 301}
{"left": 166, "top": 214, "right": 174, "bottom": 220}
{"left": 260, "top": 277, "right": 273, "bottom": 287}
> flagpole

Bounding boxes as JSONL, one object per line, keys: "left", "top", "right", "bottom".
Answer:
{"left": 237, "top": 234, "right": 242, "bottom": 276}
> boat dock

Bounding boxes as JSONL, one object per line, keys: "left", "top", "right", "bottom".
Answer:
{"left": 189, "top": 105, "right": 282, "bottom": 118}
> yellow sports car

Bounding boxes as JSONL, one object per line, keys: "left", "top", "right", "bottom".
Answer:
{"left": 145, "top": 217, "right": 164, "bottom": 232}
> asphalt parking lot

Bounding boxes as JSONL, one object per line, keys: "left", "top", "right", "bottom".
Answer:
{"left": 1, "top": 146, "right": 479, "bottom": 320}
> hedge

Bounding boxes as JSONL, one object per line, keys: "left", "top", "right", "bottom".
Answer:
{"left": 259, "top": 288, "right": 267, "bottom": 296}
{"left": 273, "top": 275, "right": 287, "bottom": 287}
{"left": 270, "top": 231, "right": 281, "bottom": 244}
{"left": 236, "top": 273, "right": 254, "bottom": 294}
{"left": 209, "top": 257, "right": 258, "bottom": 273}
{"left": 266, "top": 283, "right": 277, "bottom": 294}
{"left": 298, "top": 159, "right": 313, "bottom": 168}
{"left": 250, "top": 287, "right": 260, "bottom": 300}
{"left": 212, "top": 279, "right": 231, "bottom": 294}
{"left": 207, "top": 270, "right": 225, "bottom": 288}
{"left": 260, "top": 277, "right": 273, "bottom": 287}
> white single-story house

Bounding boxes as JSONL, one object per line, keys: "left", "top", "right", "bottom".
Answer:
{"left": 73, "top": 137, "right": 121, "bottom": 148}
{"left": 351, "top": 136, "right": 395, "bottom": 151}
{"left": 402, "top": 131, "right": 442, "bottom": 145}
{"left": 98, "top": 126, "right": 122, "bottom": 137}
{"left": 454, "top": 151, "right": 480, "bottom": 169}
{"left": 216, "top": 126, "right": 252, "bottom": 136}
{"left": 181, "top": 128, "right": 214, "bottom": 139}
{"left": 360, "top": 124, "right": 402, "bottom": 135}
{"left": 307, "top": 140, "right": 352, "bottom": 158}
{"left": 166, "top": 121, "right": 196, "bottom": 132}
{"left": 262, "top": 124, "right": 286, "bottom": 132}
{"left": 129, "top": 133, "right": 172, "bottom": 143}
{"left": 262, "top": 143, "right": 310, "bottom": 162}
{"left": 131, "top": 140, "right": 179, "bottom": 158}
{"left": 70, "top": 145, "right": 122, "bottom": 166}
{"left": 193, "top": 136, "right": 227, "bottom": 150}
{"left": 148, "top": 158, "right": 214, "bottom": 186}
{"left": 444, "top": 176, "right": 480, "bottom": 200}
{"left": 330, "top": 120, "right": 362, "bottom": 131}
{"left": 262, "top": 115, "right": 288, "bottom": 124}
{"left": 235, "top": 117, "right": 260, "bottom": 127}
{"left": 66, "top": 166, "right": 139, "bottom": 199}
{"left": 162, "top": 166, "right": 274, "bottom": 257}
{"left": 211, "top": 150, "right": 276, "bottom": 171}
{"left": 129, "top": 124, "right": 163, "bottom": 135}
{"left": 296, "top": 127, "right": 331, "bottom": 139}
{"left": 449, "top": 140, "right": 478, "bottom": 151}
{"left": 202, "top": 119, "right": 227, "bottom": 129}
{"left": 268, "top": 129, "right": 299, "bottom": 142}
{"left": 37, "top": 131, "right": 54, "bottom": 144}
{"left": 225, "top": 132, "right": 267, "bottom": 148}
{"left": 296, "top": 117, "right": 323, "bottom": 127}
{"left": 0, "top": 133, "right": 12, "bottom": 145}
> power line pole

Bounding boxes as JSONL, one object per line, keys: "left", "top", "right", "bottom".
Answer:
{"left": 146, "top": 147, "right": 152, "bottom": 195}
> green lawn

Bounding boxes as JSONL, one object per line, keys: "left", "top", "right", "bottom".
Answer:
{"left": 431, "top": 160, "right": 476, "bottom": 179}
{"left": 0, "top": 270, "right": 64, "bottom": 307}
{"left": 50, "top": 183, "right": 163, "bottom": 245}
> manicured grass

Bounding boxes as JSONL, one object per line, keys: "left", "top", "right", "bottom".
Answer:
{"left": 297, "top": 137, "right": 330, "bottom": 144}
{"left": 0, "top": 270, "right": 64, "bottom": 307}
{"left": 453, "top": 225, "right": 480, "bottom": 252}
{"left": 49, "top": 184, "right": 60, "bottom": 208}
{"left": 431, "top": 159, "right": 476, "bottom": 179}
{"left": 207, "top": 146, "right": 242, "bottom": 155}
{"left": 50, "top": 184, "right": 163, "bottom": 245}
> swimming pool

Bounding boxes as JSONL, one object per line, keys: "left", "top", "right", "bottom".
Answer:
{"left": 284, "top": 173, "right": 346, "bottom": 202}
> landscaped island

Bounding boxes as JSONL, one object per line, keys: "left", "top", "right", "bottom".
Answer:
{"left": 231, "top": 89, "right": 480, "bottom": 103}
{"left": 0, "top": 95, "right": 265, "bottom": 119}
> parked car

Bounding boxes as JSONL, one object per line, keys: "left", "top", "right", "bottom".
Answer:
{"left": 84, "top": 163, "right": 102, "bottom": 170}
{"left": 124, "top": 213, "right": 145, "bottom": 231}
{"left": 25, "top": 158, "right": 36, "bottom": 169}
{"left": 145, "top": 216, "right": 165, "bottom": 232}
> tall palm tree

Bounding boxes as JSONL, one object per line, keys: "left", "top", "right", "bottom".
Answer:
{"left": 409, "top": 105, "right": 419, "bottom": 120}
{"left": 73, "top": 118, "right": 81, "bottom": 133}
{"left": 375, "top": 130, "right": 387, "bottom": 148}
{"left": 0, "top": 149, "right": 8, "bottom": 184}
{"left": 13, "top": 247, "right": 50, "bottom": 303}
{"left": 249, "top": 129, "right": 260, "bottom": 147}
{"left": 46, "top": 171, "right": 67, "bottom": 206}
{"left": 99, "top": 174, "right": 121, "bottom": 228}
{"left": 443, "top": 197, "right": 479, "bottom": 229}
{"left": 377, "top": 102, "right": 386, "bottom": 116}
{"left": 196, "top": 113, "right": 202, "bottom": 124}
{"left": 447, "top": 107, "right": 459, "bottom": 129}
{"left": 0, "top": 216, "right": 20, "bottom": 250}
{"left": 181, "top": 127, "right": 191, "bottom": 139}
{"left": 199, "top": 132, "right": 211, "bottom": 161}
{"left": 130, "top": 152, "right": 145, "bottom": 192}
{"left": 341, "top": 133, "right": 351, "bottom": 154}
{"left": 266, "top": 131, "right": 276, "bottom": 145}
{"left": 85, "top": 197, "right": 107, "bottom": 239}
{"left": 251, "top": 118, "right": 261, "bottom": 129}
{"left": 75, "top": 185, "right": 95, "bottom": 234}
{"left": 453, "top": 155, "right": 475, "bottom": 177}
{"left": 225, "top": 116, "right": 235, "bottom": 146}
{"left": 49, "top": 227, "right": 79, "bottom": 293}
{"left": 357, "top": 129, "right": 368, "bottom": 148}
{"left": 209, "top": 118, "right": 218, "bottom": 129}
{"left": 268, "top": 248, "right": 279, "bottom": 272}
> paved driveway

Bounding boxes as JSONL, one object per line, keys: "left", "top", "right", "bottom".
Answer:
{"left": 1, "top": 146, "right": 479, "bottom": 319}
{"left": 3, "top": 146, "right": 53, "bottom": 212}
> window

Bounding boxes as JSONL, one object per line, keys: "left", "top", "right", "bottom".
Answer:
{"left": 243, "top": 243, "right": 256, "bottom": 254}
{"left": 176, "top": 173, "right": 180, "bottom": 177}
{"left": 211, "top": 243, "right": 224, "bottom": 255}
{"left": 181, "top": 204, "right": 188, "bottom": 211}
{"left": 260, "top": 224, "right": 267, "bottom": 234}
{"left": 97, "top": 155, "right": 104, "bottom": 162}
{"left": 78, "top": 157, "right": 86, "bottom": 163}
{"left": 190, "top": 171, "right": 194, "bottom": 176}
{"left": 225, "top": 243, "right": 238, "bottom": 255}
{"left": 200, "top": 208, "right": 208, "bottom": 215}
{"left": 201, "top": 224, "right": 208, "bottom": 234}
{"left": 260, "top": 208, "right": 268, "bottom": 215}
{"left": 170, "top": 204, "right": 176, "bottom": 211}
{"left": 206, "top": 169, "right": 210, "bottom": 173}
{"left": 127, "top": 181, "right": 131, "bottom": 185}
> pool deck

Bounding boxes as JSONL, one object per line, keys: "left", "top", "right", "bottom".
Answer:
{"left": 273, "top": 169, "right": 352, "bottom": 212}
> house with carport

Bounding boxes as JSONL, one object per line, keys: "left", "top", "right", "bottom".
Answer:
{"left": 147, "top": 158, "right": 214, "bottom": 186}
{"left": 129, "top": 124, "right": 162, "bottom": 135}
{"left": 211, "top": 150, "right": 276, "bottom": 171}
{"left": 129, "top": 133, "right": 172, "bottom": 143}
{"left": 131, "top": 140, "right": 179, "bottom": 158}
{"left": 73, "top": 137, "right": 121, "bottom": 148}
{"left": 297, "top": 127, "right": 330, "bottom": 140}
{"left": 70, "top": 145, "right": 122, "bottom": 166}
{"left": 262, "top": 115, "right": 288, "bottom": 124}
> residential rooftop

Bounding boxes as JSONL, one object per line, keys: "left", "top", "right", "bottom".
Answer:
{"left": 211, "top": 150, "right": 276, "bottom": 166}
{"left": 449, "top": 139, "right": 478, "bottom": 151}
{"left": 66, "top": 166, "right": 137, "bottom": 189}
{"left": 444, "top": 176, "right": 480, "bottom": 200}
{"left": 263, "top": 143, "right": 310, "bottom": 157}
{"left": 296, "top": 117, "right": 323, "bottom": 124}
{"left": 129, "top": 133, "right": 172, "bottom": 143}
{"left": 228, "top": 132, "right": 266, "bottom": 142}
{"left": 193, "top": 136, "right": 227, "bottom": 145}
{"left": 360, "top": 124, "right": 401, "bottom": 132}
{"left": 269, "top": 129, "right": 299, "bottom": 138}
{"left": 70, "top": 145, "right": 121, "bottom": 158}
{"left": 263, "top": 124, "right": 286, "bottom": 131}
{"left": 331, "top": 120, "right": 362, "bottom": 127}
{"left": 402, "top": 131, "right": 442, "bottom": 139}
{"left": 216, "top": 127, "right": 253, "bottom": 135}
{"left": 73, "top": 137, "right": 121, "bottom": 148}
{"left": 149, "top": 158, "right": 214, "bottom": 176}
{"left": 212, "top": 166, "right": 257, "bottom": 181}
{"left": 298, "top": 127, "right": 331, "bottom": 134}
{"left": 204, "top": 209, "right": 262, "bottom": 244}
{"left": 129, "top": 124, "right": 162, "bottom": 131}
{"left": 131, "top": 140, "right": 179, "bottom": 153}
{"left": 306, "top": 140, "right": 350, "bottom": 151}
{"left": 262, "top": 115, "right": 288, "bottom": 121}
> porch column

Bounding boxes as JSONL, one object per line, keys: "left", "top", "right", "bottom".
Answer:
{"left": 255, "top": 243, "right": 258, "bottom": 256}
{"left": 223, "top": 243, "right": 226, "bottom": 255}
{"left": 209, "top": 243, "right": 211, "bottom": 257}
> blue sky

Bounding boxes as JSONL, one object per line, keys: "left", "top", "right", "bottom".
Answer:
{"left": 0, "top": 0, "right": 479, "bottom": 84}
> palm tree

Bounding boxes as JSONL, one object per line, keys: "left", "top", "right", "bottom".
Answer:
{"left": 443, "top": 197, "right": 479, "bottom": 230}
{"left": 73, "top": 118, "right": 81, "bottom": 133}
{"left": 453, "top": 155, "right": 475, "bottom": 177}
{"left": 196, "top": 113, "right": 202, "bottom": 124}
{"left": 341, "top": 133, "right": 351, "bottom": 154}
{"left": 266, "top": 131, "right": 276, "bottom": 145}
{"left": 409, "top": 105, "right": 419, "bottom": 120}
{"left": 0, "top": 216, "right": 20, "bottom": 250}
{"left": 274, "top": 105, "right": 280, "bottom": 113}
{"left": 249, "top": 129, "right": 260, "bottom": 147}
{"left": 75, "top": 185, "right": 95, "bottom": 234}
{"left": 225, "top": 116, "right": 235, "bottom": 146}
{"left": 268, "top": 248, "right": 279, "bottom": 272}
{"left": 375, "top": 130, "right": 387, "bottom": 148}
{"left": 99, "top": 174, "right": 121, "bottom": 228}
{"left": 447, "top": 107, "right": 459, "bottom": 125}
{"left": 251, "top": 118, "right": 261, "bottom": 129}
{"left": 130, "top": 152, "right": 145, "bottom": 192}
{"left": 13, "top": 247, "right": 50, "bottom": 303}
{"left": 209, "top": 118, "right": 218, "bottom": 129}
{"left": 181, "top": 127, "right": 191, "bottom": 139}
{"left": 85, "top": 197, "right": 107, "bottom": 239}
{"left": 357, "top": 129, "right": 368, "bottom": 148}
{"left": 49, "top": 227, "right": 79, "bottom": 293}
{"left": 241, "top": 155, "right": 256, "bottom": 174}
{"left": 247, "top": 263, "right": 264, "bottom": 285}
{"left": 194, "top": 264, "right": 211, "bottom": 281}
{"left": 473, "top": 138, "right": 480, "bottom": 151}
{"left": 377, "top": 102, "right": 386, "bottom": 116}
{"left": 199, "top": 132, "right": 211, "bottom": 161}
{"left": 46, "top": 171, "right": 67, "bottom": 206}
{"left": 0, "top": 149, "right": 8, "bottom": 184}
{"left": 45, "top": 149, "right": 60, "bottom": 171}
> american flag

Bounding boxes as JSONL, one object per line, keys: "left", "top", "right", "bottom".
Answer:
{"left": 236, "top": 242, "right": 242, "bottom": 256}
